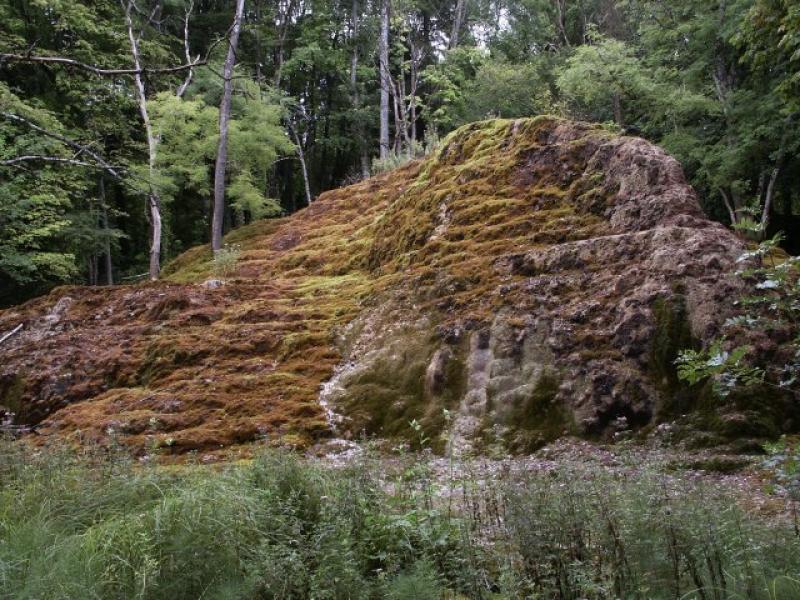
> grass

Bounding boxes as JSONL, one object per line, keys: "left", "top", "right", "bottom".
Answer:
{"left": 1, "top": 438, "right": 800, "bottom": 599}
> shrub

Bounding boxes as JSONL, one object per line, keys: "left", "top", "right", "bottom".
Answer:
{"left": 212, "top": 243, "right": 242, "bottom": 280}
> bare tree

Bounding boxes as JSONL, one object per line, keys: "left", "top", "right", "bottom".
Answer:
{"left": 380, "top": 15, "right": 424, "bottom": 159}
{"left": 212, "top": 0, "right": 246, "bottom": 253}
{"left": 554, "top": 0, "right": 571, "bottom": 48}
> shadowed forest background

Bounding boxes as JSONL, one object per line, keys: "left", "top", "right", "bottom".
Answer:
{"left": 1, "top": 0, "right": 798, "bottom": 305}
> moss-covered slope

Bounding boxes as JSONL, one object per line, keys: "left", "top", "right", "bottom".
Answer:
{"left": 0, "top": 117, "right": 790, "bottom": 456}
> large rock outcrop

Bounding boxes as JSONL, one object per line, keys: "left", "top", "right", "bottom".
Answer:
{"left": 0, "top": 117, "right": 791, "bottom": 455}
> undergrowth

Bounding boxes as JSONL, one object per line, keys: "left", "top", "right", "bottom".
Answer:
{"left": 1, "top": 439, "right": 799, "bottom": 599}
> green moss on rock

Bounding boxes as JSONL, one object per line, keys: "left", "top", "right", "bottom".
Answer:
{"left": 0, "top": 374, "right": 26, "bottom": 418}
{"left": 505, "top": 371, "right": 574, "bottom": 453}
{"left": 650, "top": 295, "right": 700, "bottom": 419}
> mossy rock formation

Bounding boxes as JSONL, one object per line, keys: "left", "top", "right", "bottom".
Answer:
{"left": 0, "top": 117, "right": 791, "bottom": 456}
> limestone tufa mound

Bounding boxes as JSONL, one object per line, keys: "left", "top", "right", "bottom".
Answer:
{"left": 0, "top": 117, "right": 791, "bottom": 456}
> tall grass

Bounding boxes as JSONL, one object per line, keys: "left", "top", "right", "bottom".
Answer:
{"left": 1, "top": 438, "right": 799, "bottom": 599}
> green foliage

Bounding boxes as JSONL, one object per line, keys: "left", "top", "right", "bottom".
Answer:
{"left": 385, "top": 560, "right": 443, "bottom": 600}
{"left": 0, "top": 83, "right": 87, "bottom": 292}
{"left": 677, "top": 227, "right": 799, "bottom": 401}
{"left": 763, "top": 436, "right": 800, "bottom": 499}
{"left": 502, "top": 465, "right": 800, "bottom": 599}
{"left": 676, "top": 342, "right": 765, "bottom": 397}
{"left": 149, "top": 92, "right": 219, "bottom": 200}
{"left": 425, "top": 49, "right": 556, "bottom": 134}
{"left": 2, "top": 441, "right": 800, "bottom": 599}
{"left": 212, "top": 243, "right": 242, "bottom": 280}
{"left": 150, "top": 82, "right": 290, "bottom": 222}
{"left": 556, "top": 34, "right": 652, "bottom": 125}
{"left": 3, "top": 0, "right": 800, "bottom": 305}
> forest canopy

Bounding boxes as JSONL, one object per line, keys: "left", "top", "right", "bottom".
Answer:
{"left": 1, "top": 0, "right": 798, "bottom": 305}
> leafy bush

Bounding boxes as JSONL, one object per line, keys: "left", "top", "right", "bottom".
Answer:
{"left": 212, "top": 243, "right": 242, "bottom": 280}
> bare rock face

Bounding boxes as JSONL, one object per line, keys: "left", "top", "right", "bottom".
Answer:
{"left": 0, "top": 117, "right": 791, "bottom": 455}
{"left": 323, "top": 118, "right": 764, "bottom": 452}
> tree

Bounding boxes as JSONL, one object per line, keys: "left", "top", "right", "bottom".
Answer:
{"left": 212, "top": 0, "right": 247, "bottom": 253}
{"left": 379, "top": 0, "right": 391, "bottom": 160}
{"left": 122, "top": 0, "right": 163, "bottom": 280}
{"left": 556, "top": 35, "right": 654, "bottom": 128}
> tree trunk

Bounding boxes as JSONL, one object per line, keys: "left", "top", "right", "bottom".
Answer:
{"left": 379, "top": 0, "right": 390, "bottom": 160}
{"left": 273, "top": 0, "right": 296, "bottom": 87}
{"left": 555, "top": 0, "right": 570, "bottom": 48}
{"left": 99, "top": 176, "right": 114, "bottom": 285}
{"left": 449, "top": 0, "right": 466, "bottom": 49}
{"left": 719, "top": 187, "right": 737, "bottom": 226}
{"left": 350, "top": 0, "right": 370, "bottom": 179}
{"left": 88, "top": 255, "right": 97, "bottom": 286}
{"left": 288, "top": 121, "right": 312, "bottom": 206}
{"left": 392, "top": 83, "right": 403, "bottom": 154}
{"left": 612, "top": 92, "right": 623, "bottom": 129}
{"left": 759, "top": 112, "right": 797, "bottom": 235}
{"left": 762, "top": 167, "right": 780, "bottom": 235}
{"left": 212, "top": 0, "right": 246, "bottom": 253}
{"left": 176, "top": 0, "right": 196, "bottom": 98}
{"left": 124, "top": 0, "right": 162, "bottom": 280}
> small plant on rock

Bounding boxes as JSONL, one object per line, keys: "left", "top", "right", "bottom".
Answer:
{"left": 676, "top": 229, "right": 799, "bottom": 398}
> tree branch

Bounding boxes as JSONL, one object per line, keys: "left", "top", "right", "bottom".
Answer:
{"left": 0, "top": 155, "right": 107, "bottom": 168}
{"left": 0, "top": 52, "right": 206, "bottom": 76}
{"left": 176, "top": 0, "right": 197, "bottom": 98}
{"left": 0, "top": 324, "right": 23, "bottom": 347}
{"left": 1, "top": 111, "right": 124, "bottom": 179}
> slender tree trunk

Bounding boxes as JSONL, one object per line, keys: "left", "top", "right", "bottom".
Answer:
{"left": 555, "top": 0, "right": 570, "bottom": 48}
{"left": 255, "top": 0, "right": 263, "bottom": 84}
{"left": 88, "top": 255, "right": 98, "bottom": 286}
{"left": 612, "top": 92, "right": 623, "bottom": 129}
{"left": 409, "top": 40, "right": 420, "bottom": 153}
{"left": 350, "top": 0, "right": 370, "bottom": 178}
{"left": 176, "top": 0, "right": 196, "bottom": 98}
{"left": 273, "top": 0, "right": 296, "bottom": 87}
{"left": 288, "top": 121, "right": 312, "bottom": 206}
{"left": 99, "top": 176, "right": 114, "bottom": 285}
{"left": 762, "top": 167, "right": 780, "bottom": 235}
{"left": 392, "top": 85, "right": 402, "bottom": 154}
{"left": 449, "top": 0, "right": 466, "bottom": 49}
{"left": 212, "top": 0, "right": 246, "bottom": 252}
{"left": 379, "top": 0, "right": 390, "bottom": 160}
{"left": 760, "top": 112, "right": 797, "bottom": 235}
{"left": 719, "top": 188, "right": 737, "bottom": 226}
{"left": 123, "top": 0, "right": 162, "bottom": 279}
